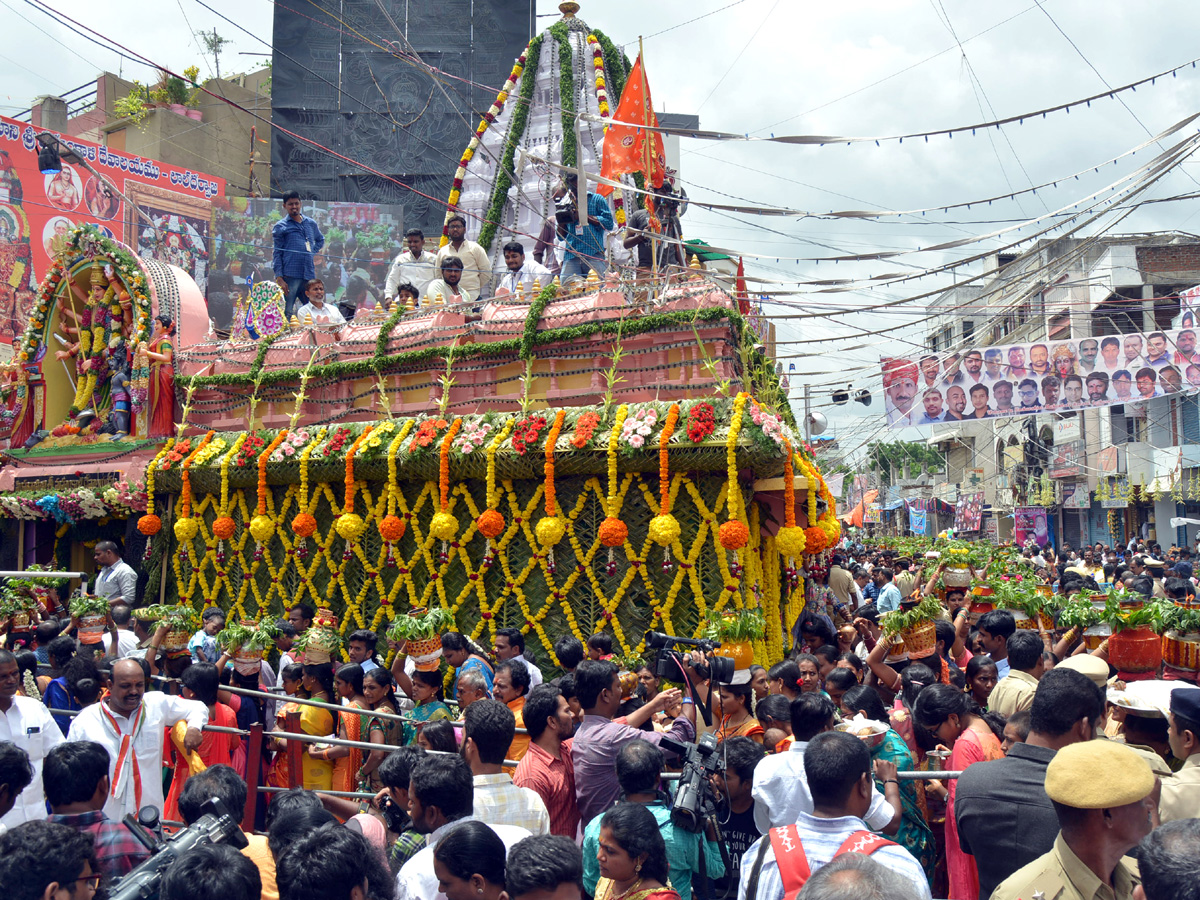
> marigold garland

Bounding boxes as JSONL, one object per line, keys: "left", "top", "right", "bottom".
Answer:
{"left": 601, "top": 405, "right": 630, "bottom": 547}
{"left": 649, "top": 404, "right": 681, "bottom": 548}
{"left": 776, "top": 438, "right": 806, "bottom": 559}
{"left": 290, "top": 427, "right": 327, "bottom": 539}
{"left": 138, "top": 438, "right": 174, "bottom": 536}
{"left": 179, "top": 431, "right": 215, "bottom": 520}
{"left": 478, "top": 417, "right": 515, "bottom": 541}
{"left": 586, "top": 33, "right": 627, "bottom": 227}
{"left": 248, "top": 430, "right": 288, "bottom": 546}
{"left": 720, "top": 394, "right": 750, "bottom": 550}
{"left": 378, "top": 421, "right": 415, "bottom": 545}
{"left": 543, "top": 409, "right": 566, "bottom": 517}
{"left": 335, "top": 426, "right": 375, "bottom": 544}
{"left": 439, "top": 419, "right": 463, "bottom": 512}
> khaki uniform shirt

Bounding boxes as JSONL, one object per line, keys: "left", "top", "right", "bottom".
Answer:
{"left": 988, "top": 669, "right": 1039, "bottom": 717}
{"left": 1158, "top": 752, "right": 1200, "bottom": 822}
{"left": 828, "top": 565, "right": 855, "bottom": 608}
{"left": 894, "top": 570, "right": 918, "bottom": 597}
{"left": 992, "top": 834, "right": 1139, "bottom": 900}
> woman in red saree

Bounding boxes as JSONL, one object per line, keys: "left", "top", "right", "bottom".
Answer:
{"left": 140, "top": 313, "right": 175, "bottom": 438}
{"left": 164, "top": 663, "right": 237, "bottom": 823}
{"left": 593, "top": 803, "right": 681, "bottom": 900}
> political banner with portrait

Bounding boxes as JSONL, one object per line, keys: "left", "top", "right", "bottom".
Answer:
{"left": 882, "top": 327, "right": 1200, "bottom": 429}
{"left": 955, "top": 492, "right": 984, "bottom": 532}
{"left": 0, "top": 113, "right": 224, "bottom": 361}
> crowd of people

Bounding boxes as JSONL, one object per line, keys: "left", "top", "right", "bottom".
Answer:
{"left": 7, "top": 534, "right": 1200, "bottom": 900}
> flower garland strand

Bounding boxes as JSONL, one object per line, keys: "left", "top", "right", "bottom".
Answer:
{"left": 290, "top": 427, "right": 327, "bottom": 555}
{"left": 776, "top": 438, "right": 806, "bottom": 584}
{"left": 174, "top": 431, "right": 215, "bottom": 547}
{"left": 378, "top": 420, "right": 415, "bottom": 559}
{"left": 249, "top": 430, "right": 289, "bottom": 552}
{"left": 212, "top": 432, "right": 248, "bottom": 559}
{"left": 599, "top": 405, "right": 630, "bottom": 575}
{"left": 586, "top": 33, "right": 627, "bottom": 227}
{"left": 535, "top": 410, "right": 568, "bottom": 572}
{"left": 795, "top": 454, "right": 829, "bottom": 556}
{"left": 477, "top": 417, "right": 515, "bottom": 559}
{"left": 137, "top": 438, "right": 174, "bottom": 545}
{"left": 443, "top": 47, "right": 530, "bottom": 242}
{"left": 430, "top": 419, "right": 463, "bottom": 551}
{"left": 648, "top": 404, "right": 681, "bottom": 571}
{"left": 719, "top": 393, "right": 750, "bottom": 553}
{"left": 335, "top": 426, "right": 375, "bottom": 551}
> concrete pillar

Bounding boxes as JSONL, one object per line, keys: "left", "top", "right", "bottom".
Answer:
{"left": 1142, "top": 283, "right": 1157, "bottom": 332}
{"left": 32, "top": 96, "right": 67, "bottom": 133}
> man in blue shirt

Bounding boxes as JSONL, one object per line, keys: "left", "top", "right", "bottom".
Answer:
{"left": 272, "top": 191, "right": 324, "bottom": 319}
{"left": 557, "top": 174, "right": 613, "bottom": 280}
{"left": 873, "top": 568, "right": 902, "bottom": 613}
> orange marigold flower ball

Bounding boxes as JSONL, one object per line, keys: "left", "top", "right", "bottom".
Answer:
{"left": 378, "top": 515, "right": 406, "bottom": 542}
{"left": 477, "top": 509, "right": 506, "bottom": 540}
{"left": 599, "top": 517, "right": 628, "bottom": 547}
{"left": 137, "top": 514, "right": 161, "bottom": 536}
{"left": 803, "top": 526, "right": 827, "bottom": 553}
{"left": 719, "top": 519, "right": 750, "bottom": 550}
{"left": 212, "top": 516, "right": 236, "bottom": 541}
{"left": 291, "top": 512, "right": 318, "bottom": 539}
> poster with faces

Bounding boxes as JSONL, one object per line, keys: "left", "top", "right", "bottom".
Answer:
{"left": 881, "top": 327, "right": 1200, "bottom": 429}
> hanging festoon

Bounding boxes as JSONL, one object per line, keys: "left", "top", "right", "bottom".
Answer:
{"left": 174, "top": 431, "right": 216, "bottom": 581}
{"left": 648, "top": 404, "right": 681, "bottom": 573}
{"left": 795, "top": 453, "right": 829, "bottom": 562}
{"left": 429, "top": 419, "right": 463, "bottom": 563}
{"left": 249, "top": 430, "right": 288, "bottom": 559}
{"left": 719, "top": 393, "right": 751, "bottom": 578}
{"left": 334, "top": 426, "right": 374, "bottom": 561}
{"left": 290, "top": 427, "right": 326, "bottom": 561}
{"left": 211, "top": 433, "right": 246, "bottom": 567}
{"left": 378, "top": 421, "right": 414, "bottom": 569}
{"left": 599, "top": 405, "right": 630, "bottom": 577}
{"left": 535, "top": 410, "right": 568, "bottom": 575}
{"left": 775, "top": 438, "right": 806, "bottom": 591}
{"left": 476, "top": 418, "right": 515, "bottom": 566}
{"left": 137, "top": 438, "right": 175, "bottom": 559}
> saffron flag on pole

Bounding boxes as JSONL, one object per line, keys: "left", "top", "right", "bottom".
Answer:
{"left": 599, "top": 54, "right": 666, "bottom": 196}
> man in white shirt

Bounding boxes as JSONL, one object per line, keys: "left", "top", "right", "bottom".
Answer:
{"left": 752, "top": 694, "right": 900, "bottom": 835}
{"left": 464, "top": 699, "right": 550, "bottom": 834}
{"left": 0, "top": 649, "right": 65, "bottom": 827}
{"left": 94, "top": 540, "right": 137, "bottom": 607}
{"left": 496, "top": 242, "right": 552, "bottom": 296}
{"left": 101, "top": 604, "right": 141, "bottom": 659}
{"left": 67, "top": 658, "right": 208, "bottom": 821}
{"left": 494, "top": 628, "right": 543, "bottom": 690}
{"left": 435, "top": 215, "right": 492, "bottom": 299}
{"left": 386, "top": 228, "right": 439, "bottom": 302}
{"left": 425, "top": 257, "right": 471, "bottom": 306}
{"left": 296, "top": 279, "right": 346, "bottom": 326}
{"left": 396, "top": 754, "right": 530, "bottom": 900}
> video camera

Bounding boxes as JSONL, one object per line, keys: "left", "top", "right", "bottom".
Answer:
{"left": 661, "top": 731, "right": 723, "bottom": 833}
{"left": 109, "top": 797, "right": 248, "bottom": 900}
{"left": 644, "top": 631, "right": 735, "bottom": 685}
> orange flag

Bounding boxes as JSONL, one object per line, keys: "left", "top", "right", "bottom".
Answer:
{"left": 599, "top": 55, "right": 666, "bottom": 197}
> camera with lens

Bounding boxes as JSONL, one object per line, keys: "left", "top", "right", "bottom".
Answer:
{"left": 109, "top": 797, "right": 248, "bottom": 900}
{"left": 554, "top": 192, "right": 579, "bottom": 231}
{"left": 661, "top": 731, "right": 723, "bottom": 833}
{"left": 378, "top": 794, "right": 408, "bottom": 833}
{"left": 644, "top": 631, "right": 735, "bottom": 684}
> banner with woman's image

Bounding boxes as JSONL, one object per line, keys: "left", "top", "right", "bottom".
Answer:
{"left": 882, "top": 327, "right": 1200, "bottom": 429}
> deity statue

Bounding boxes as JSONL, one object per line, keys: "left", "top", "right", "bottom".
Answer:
{"left": 138, "top": 314, "right": 175, "bottom": 438}
{"left": 97, "top": 343, "right": 131, "bottom": 440}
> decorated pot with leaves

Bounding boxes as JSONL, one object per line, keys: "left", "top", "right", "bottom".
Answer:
{"left": 388, "top": 607, "right": 455, "bottom": 670}
{"left": 704, "top": 610, "right": 766, "bottom": 671}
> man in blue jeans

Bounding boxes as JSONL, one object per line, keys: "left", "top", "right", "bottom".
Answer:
{"left": 272, "top": 190, "right": 324, "bottom": 319}
{"left": 557, "top": 174, "right": 613, "bottom": 280}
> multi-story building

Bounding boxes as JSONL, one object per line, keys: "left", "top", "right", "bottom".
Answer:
{"left": 924, "top": 233, "right": 1200, "bottom": 549}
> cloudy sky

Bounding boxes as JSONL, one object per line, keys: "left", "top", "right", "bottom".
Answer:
{"left": 4, "top": 0, "right": 1200, "bottom": 457}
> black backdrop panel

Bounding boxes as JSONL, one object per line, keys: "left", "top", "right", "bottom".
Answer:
{"left": 271, "top": 0, "right": 533, "bottom": 231}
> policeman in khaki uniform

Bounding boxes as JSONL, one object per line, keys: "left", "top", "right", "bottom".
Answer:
{"left": 991, "top": 741, "right": 1158, "bottom": 900}
{"left": 1158, "top": 686, "right": 1200, "bottom": 822}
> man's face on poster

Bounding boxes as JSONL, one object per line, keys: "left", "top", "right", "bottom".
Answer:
{"left": 1087, "top": 377, "right": 1108, "bottom": 403}
{"left": 970, "top": 386, "right": 989, "bottom": 413}
{"left": 887, "top": 376, "right": 917, "bottom": 413}
{"left": 1114, "top": 374, "right": 1133, "bottom": 398}
{"left": 920, "top": 357, "right": 940, "bottom": 384}
{"left": 923, "top": 389, "right": 944, "bottom": 419}
{"left": 947, "top": 385, "right": 967, "bottom": 415}
{"left": 1064, "top": 379, "right": 1083, "bottom": 404}
{"left": 1188, "top": 365, "right": 1200, "bottom": 388}
{"left": 1042, "top": 379, "right": 1059, "bottom": 406}
{"left": 1125, "top": 335, "right": 1143, "bottom": 361}
{"left": 1148, "top": 333, "right": 1168, "bottom": 361}
{"left": 984, "top": 353, "right": 1002, "bottom": 379}
{"left": 1080, "top": 340, "right": 1099, "bottom": 366}
{"left": 1031, "top": 345, "right": 1049, "bottom": 372}
{"left": 1009, "top": 347, "right": 1026, "bottom": 371}
{"left": 1181, "top": 331, "right": 1197, "bottom": 356}
{"left": 964, "top": 352, "right": 983, "bottom": 377}
{"left": 994, "top": 382, "right": 1013, "bottom": 409}
{"left": 1138, "top": 372, "right": 1156, "bottom": 398}
{"left": 1018, "top": 382, "right": 1039, "bottom": 406}
{"left": 944, "top": 354, "right": 961, "bottom": 377}
{"left": 1162, "top": 368, "right": 1183, "bottom": 394}
{"left": 1102, "top": 340, "right": 1120, "bottom": 367}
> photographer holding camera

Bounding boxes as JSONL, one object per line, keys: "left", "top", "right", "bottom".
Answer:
{"left": 581, "top": 742, "right": 724, "bottom": 900}
{"left": 556, "top": 174, "right": 613, "bottom": 281}
{"left": 623, "top": 185, "right": 685, "bottom": 273}
{"left": 571, "top": 658, "right": 695, "bottom": 826}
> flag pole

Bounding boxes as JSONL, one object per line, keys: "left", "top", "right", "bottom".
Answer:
{"left": 639, "top": 36, "right": 658, "bottom": 282}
